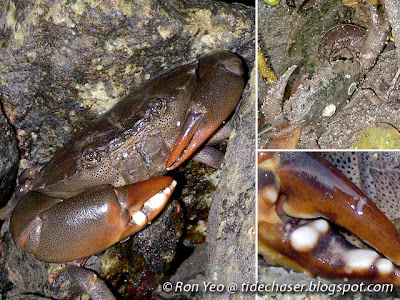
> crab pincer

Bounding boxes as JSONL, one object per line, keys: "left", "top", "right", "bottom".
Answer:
{"left": 277, "top": 153, "right": 400, "bottom": 266}
{"left": 259, "top": 152, "right": 400, "bottom": 285}
{"left": 166, "top": 51, "right": 245, "bottom": 170}
{"left": 10, "top": 176, "right": 176, "bottom": 263}
{"left": 8, "top": 51, "right": 246, "bottom": 263}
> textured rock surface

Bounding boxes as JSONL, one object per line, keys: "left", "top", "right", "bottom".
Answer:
{"left": 385, "top": 0, "right": 400, "bottom": 65}
{"left": 0, "top": 110, "right": 18, "bottom": 208}
{"left": 258, "top": 0, "right": 400, "bottom": 149}
{"left": 0, "top": 0, "right": 255, "bottom": 299}
{"left": 204, "top": 68, "right": 256, "bottom": 300}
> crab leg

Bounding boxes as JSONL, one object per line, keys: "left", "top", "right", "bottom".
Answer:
{"left": 258, "top": 152, "right": 400, "bottom": 284}
{"left": 260, "top": 64, "right": 298, "bottom": 127}
{"left": 166, "top": 51, "right": 245, "bottom": 170}
{"left": 66, "top": 265, "right": 117, "bottom": 300}
{"left": 10, "top": 176, "right": 176, "bottom": 263}
{"left": 277, "top": 152, "right": 400, "bottom": 266}
{"left": 359, "top": 4, "right": 390, "bottom": 71}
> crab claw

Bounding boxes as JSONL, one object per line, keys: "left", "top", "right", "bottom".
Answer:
{"left": 10, "top": 176, "right": 176, "bottom": 263}
{"left": 258, "top": 152, "right": 400, "bottom": 285}
{"left": 166, "top": 51, "right": 245, "bottom": 170}
{"left": 259, "top": 217, "right": 400, "bottom": 284}
{"left": 277, "top": 152, "right": 400, "bottom": 265}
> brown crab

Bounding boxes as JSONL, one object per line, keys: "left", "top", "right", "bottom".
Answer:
{"left": 4, "top": 51, "right": 245, "bottom": 298}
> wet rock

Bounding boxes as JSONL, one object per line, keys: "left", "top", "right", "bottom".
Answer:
{"left": 0, "top": 110, "right": 18, "bottom": 208}
{"left": 385, "top": 0, "right": 400, "bottom": 65}
{"left": 204, "top": 69, "right": 256, "bottom": 300}
{"left": 0, "top": 230, "right": 54, "bottom": 299}
{"left": 317, "top": 100, "right": 400, "bottom": 149}
{"left": 0, "top": 0, "right": 254, "bottom": 299}
{"left": 153, "top": 243, "right": 208, "bottom": 299}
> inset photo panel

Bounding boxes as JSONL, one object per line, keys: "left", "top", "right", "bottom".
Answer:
{"left": 0, "top": 0, "right": 257, "bottom": 299}
{"left": 258, "top": 0, "right": 400, "bottom": 149}
{"left": 257, "top": 151, "right": 400, "bottom": 298}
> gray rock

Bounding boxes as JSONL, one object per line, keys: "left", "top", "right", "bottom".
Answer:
{"left": 0, "top": 111, "right": 18, "bottom": 208}
{"left": 204, "top": 69, "right": 256, "bottom": 300}
{"left": 0, "top": 0, "right": 255, "bottom": 299}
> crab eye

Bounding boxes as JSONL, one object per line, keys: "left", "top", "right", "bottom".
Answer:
{"left": 82, "top": 148, "right": 100, "bottom": 166}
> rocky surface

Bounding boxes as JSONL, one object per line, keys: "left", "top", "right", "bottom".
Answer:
{"left": 0, "top": 0, "right": 255, "bottom": 299}
{"left": 204, "top": 68, "right": 256, "bottom": 300}
{"left": 0, "top": 110, "right": 18, "bottom": 208}
{"left": 257, "top": 152, "right": 400, "bottom": 299}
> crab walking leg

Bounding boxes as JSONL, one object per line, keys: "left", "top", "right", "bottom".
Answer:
{"left": 258, "top": 157, "right": 400, "bottom": 285}
{"left": 276, "top": 152, "right": 400, "bottom": 266}
{"left": 66, "top": 265, "right": 117, "bottom": 300}
{"left": 166, "top": 51, "right": 245, "bottom": 170}
{"left": 359, "top": 4, "right": 390, "bottom": 71}
{"left": 10, "top": 176, "right": 176, "bottom": 263}
{"left": 260, "top": 65, "right": 297, "bottom": 127}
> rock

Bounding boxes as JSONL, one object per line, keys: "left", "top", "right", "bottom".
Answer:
{"left": 0, "top": 0, "right": 255, "bottom": 299}
{"left": 0, "top": 111, "right": 18, "bottom": 208}
{"left": 204, "top": 68, "right": 256, "bottom": 300}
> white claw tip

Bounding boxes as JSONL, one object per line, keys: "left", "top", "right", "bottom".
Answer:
{"left": 143, "top": 180, "right": 177, "bottom": 210}
{"left": 343, "top": 249, "right": 379, "bottom": 272}
{"left": 290, "top": 219, "right": 330, "bottom": 252}
{"left": 131, "top": 211, "right": 148, "bottom": 227}
{"left": 376, "top": 258, "right": 394, "bottom": 275}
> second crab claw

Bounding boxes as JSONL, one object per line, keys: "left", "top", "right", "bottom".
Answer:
{"left": 10, "top": 176, "right": 176, "bottom": 263}
{"left": 166, "top": 51, "right": 245, "bottom": 170}
{"left": 258, "top": 152, "right": 400, "bottom": 284}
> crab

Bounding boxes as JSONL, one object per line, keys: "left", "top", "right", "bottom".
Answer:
{"left": 258, "top": 151, "right": 400, "bottom": 286}
{"left": 2, "top": 50, "right": 245, "bottom": 299}
{"left": 260, "top": 3, "right": 390, "bottom": 142}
